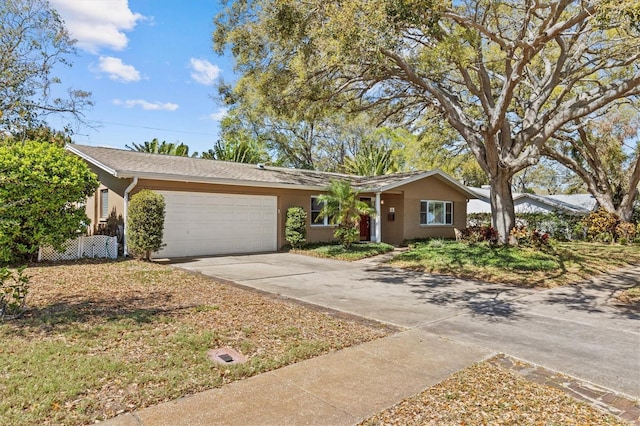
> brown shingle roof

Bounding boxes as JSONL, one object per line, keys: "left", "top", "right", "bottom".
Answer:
{"left": 67, "top": 144, "right": 476, "bottom": 197}
{"left": 68, "top": 144, "right": 356, "bottom": 189}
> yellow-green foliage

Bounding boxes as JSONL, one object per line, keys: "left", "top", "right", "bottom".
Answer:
{"left": 615, "top": 222, "right": 637, "bottom": 243}
{"left": 581, "top": 208, "right": 620, "bottom": 242}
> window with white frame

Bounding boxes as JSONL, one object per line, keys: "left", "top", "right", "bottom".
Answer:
{"left": 310, "top": 196, "right": 329, "bottom": 226}
{"left": 100, "top": 189, "right": 109, "bottom": 219}
{"left": 420, "top": 201, "right": 453, "bottom": 225}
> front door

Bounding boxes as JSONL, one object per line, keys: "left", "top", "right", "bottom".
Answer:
{"left": 359, "top": 197, "right": 371, "bottom": 241}
{"left": 359, "top": 214, "right": 371, "bottom": 241}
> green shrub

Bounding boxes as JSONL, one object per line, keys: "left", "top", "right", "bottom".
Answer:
{"left": 459, "top": 226, "right": 499, "bottom": 245}
{"left": 285, "top": 207, "right": 307, "bottom": 249}
{"left": 0, "top": 266, "right": 29, "bottom": 320}
{"left": 470, "top": 212, "right": 585, "bottom": 241}
{"left": 0, "top": 141, "right": 98, "bottom": 263}
{"left": 334, "top": 225, "right": 360, "bottom": 248}
{"left": 509, "top": 226, "right": 550, "bottom": 249}
{"left": 127, "top": 190, "right": 166, "bottom": 260}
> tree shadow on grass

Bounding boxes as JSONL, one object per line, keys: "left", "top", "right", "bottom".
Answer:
{"left": 1, "top": 291, "right": 196, "bottom": 337}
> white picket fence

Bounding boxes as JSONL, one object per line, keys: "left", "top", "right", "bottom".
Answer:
{"left": 38, "top": 235, "right": 118, "bottom": 262}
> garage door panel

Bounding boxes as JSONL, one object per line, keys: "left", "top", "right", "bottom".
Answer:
{"left": 152, "top": 191, "right": 277, "bottom": 258}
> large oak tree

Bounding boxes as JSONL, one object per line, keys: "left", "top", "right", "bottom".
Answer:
{"left": 215, "top": 0, "right": 640, "bottom": 243}
{"left": 543, "top": 104, "right": 640, "bottom": 221}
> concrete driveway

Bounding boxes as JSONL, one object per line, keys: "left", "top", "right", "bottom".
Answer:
{"left": 173, "top": 252, "right": 640, "bottom": 398}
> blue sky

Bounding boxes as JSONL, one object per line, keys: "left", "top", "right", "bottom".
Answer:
{"left": 48, "top": 0, "right": 233, "bottom": 154}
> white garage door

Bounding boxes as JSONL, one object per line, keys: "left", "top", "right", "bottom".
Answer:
{"left": 153, "top": 191, "right": 277, "bottom": 258}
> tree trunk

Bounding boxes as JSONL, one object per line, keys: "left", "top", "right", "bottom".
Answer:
{"left": 489, "top": 171, "right": 516, "bottom": 245}
{"left": 616, "top": 193, "right": 638, "bottom": 223}
{"left": 617, "top": 157, "right": 640, "bottom": 222}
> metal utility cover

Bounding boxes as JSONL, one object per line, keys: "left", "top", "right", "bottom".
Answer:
{"left": 207, "top": 347, "right": 247, "bottom": 365}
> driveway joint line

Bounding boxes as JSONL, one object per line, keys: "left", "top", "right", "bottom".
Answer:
{"left": 515, "top": 309, "right": 640, "bottom": 334}
{"left": 235, "top": 271, "right": 318, "bottom": 281}
{"left": 268, "top": 372, "right": 359, "bottom": 421}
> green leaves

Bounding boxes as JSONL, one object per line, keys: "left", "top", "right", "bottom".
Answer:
{"left": 215, "top": 0, "right": 640, "bottom": 245}
{"left": 285, "top": 207, "right": 307, "bottom": 249}
{"left": 202, "top": 138, "right": 268, "bottom": 163}
{"left": 127, "top": 190, "right": 166, "bottom": 260}
{"left": 317, "top": 180, "right": 375, "bottom": 248}
{"left": 0, "top": 0, "right": 92, "bottom": 133}
{"left": 126, "top": 139, "right": 193, "bottom": 157}
{"left": 0, "top": 265, "right": 29, "bottom": 319}
{"left": 0, "top": 141, "right": 98, "bottom": 263}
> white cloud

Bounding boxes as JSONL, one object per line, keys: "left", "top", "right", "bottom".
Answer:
{"left": 190, "top": 58, "right": 221, "bottom": 85}
{"left": 94, "top": 56, "right": 141, "bottom": 82}
{"left": 50, "top": 0, "right": 144, "bottom": 53}
{"left": 113, "top": 99, "right": 179, "bottom": 111}
{"left": 207, "top": 108, "right": 228, "bottom": 121}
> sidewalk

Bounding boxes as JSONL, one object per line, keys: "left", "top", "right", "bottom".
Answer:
{"left": 102, "top": 329, "right": 494, "bottom": 426}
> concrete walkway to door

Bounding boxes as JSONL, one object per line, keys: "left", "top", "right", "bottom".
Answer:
{"left": 173, "top": 252, "right": 640, "bottom": 399}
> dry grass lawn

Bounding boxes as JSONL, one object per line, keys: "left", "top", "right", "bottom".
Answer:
{"left": 0, "top": 260, "right": 391, "bottom": 425}
{"left": 361, "top": 360, "right": 627, "bottom": 426}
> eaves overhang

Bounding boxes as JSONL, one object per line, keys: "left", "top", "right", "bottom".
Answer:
{"left": 65, "top": 144, "right": 117, "bottom": 176}
{"left": 113, "top": 170, "right": 330, "bottom": 192}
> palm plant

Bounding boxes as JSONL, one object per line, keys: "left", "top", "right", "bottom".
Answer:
{"left": 317, "top": 179, "right": 375, "bottom": 248}
{"left": 201, "top": 139, "right": 267, "bottom": 164}
{"left": 343, "top": 140, "right": 398, "bottom": 176}
{"left": 126, "top": 138, "right": 192, "bottom": 157}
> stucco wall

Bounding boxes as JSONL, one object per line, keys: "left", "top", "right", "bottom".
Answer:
{"left": 84, "top": 164, "right": 129, "bottom": 233}
{"left": 397, "top": 176, "right": 469, "bottom": 241}
{"left": 85, "top": 172, "right": 471, "bottom": 249}
{"left": 379, "top": 193, "right": 405, "bottom": 245}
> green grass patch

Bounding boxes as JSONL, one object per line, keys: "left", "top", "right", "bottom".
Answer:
{"left": 292, "top": 242, "right": 394, "bottom": 261}
{"left": 390, "top": 240, "right": 640, "bottom": 287}
{"left": 618, "top": 286, "right": 640, "bottom": 304}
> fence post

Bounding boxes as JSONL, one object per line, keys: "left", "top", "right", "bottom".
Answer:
{"left": 77, "top": 236, "right": 84, "bottom": 259}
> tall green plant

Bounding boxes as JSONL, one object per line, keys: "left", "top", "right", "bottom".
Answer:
{"left": 317, "top": 180, "right": 375, "bottom": 248}
{"left": 126, "top": 138, "right": 192, "bottom": 157}
{"left": 127, "top": 190, "right": 166, "bottom": 260}
{"left": 201, "top": 139, "right": 267, "bottom": 163}
{"left": 343, "top": 140, "right": 398, "bottom": 176}
{"left": 215, "top": 0, "right": 640, "bottom": 244}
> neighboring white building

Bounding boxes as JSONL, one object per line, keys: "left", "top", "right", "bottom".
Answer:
{"left": 467, "top": 187, "right": 597, "bottom": 216}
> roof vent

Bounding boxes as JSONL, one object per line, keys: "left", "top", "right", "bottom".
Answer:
{"left": 257, "top": 163, "right": 265, "bottom": 169}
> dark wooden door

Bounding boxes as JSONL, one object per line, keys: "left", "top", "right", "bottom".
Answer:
{"left": 359, "top": 214, "right": 371, "bottom": 241}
